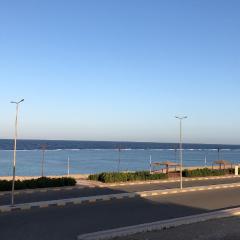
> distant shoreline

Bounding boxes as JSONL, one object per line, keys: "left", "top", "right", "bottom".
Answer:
{"left": 1, "top": 139, "right": 240, "bottom": 150}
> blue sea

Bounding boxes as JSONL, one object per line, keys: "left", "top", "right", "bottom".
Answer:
{"left": 0, "top": 139, "right": 240, "bottom": 176}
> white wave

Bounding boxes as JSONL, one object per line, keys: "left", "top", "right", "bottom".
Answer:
{"left": 46, "top": 149, "right": 63, "bottom": 151}
{"left": 64, "top": 149, "right": 81, "bottom": 151}
{"left": 0, "top": 149, "right": 40, "bottom": 152}
{"left": 117, "top": 148, "right": 132, "bottom": 151}
{"left": 0, "top": 148, "right": 238, "bottom": 152}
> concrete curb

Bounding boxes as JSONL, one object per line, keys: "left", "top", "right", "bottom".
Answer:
{"left": 97, "top": 175, "right": 240, "bottom": 188}
{"left": 0, "top": 182, "right": 240, "bottom": 213}
{"left": 77, "top": 207, "right": 240, "bottom": 240}
{"left": 0, "top": 192, "right": 137, "bottom": 213}
{"left": 136, "top": 182, "right": 240, "bottom": 197}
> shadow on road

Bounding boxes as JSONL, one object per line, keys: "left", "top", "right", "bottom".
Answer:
{"left": 1, "top": 184, "right": 238, "bottom": 240}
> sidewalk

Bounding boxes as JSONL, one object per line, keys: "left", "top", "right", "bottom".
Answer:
{"left": 115, "top": 216, "right": 240, "bottom": 240}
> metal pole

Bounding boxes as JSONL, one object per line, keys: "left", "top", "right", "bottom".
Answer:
{"left": 42, "top": 148, "right": 44, "bottom": 177}
{"left": 117, "top": 147, "right": 121, "bottom": 172}
{"left": 11, "top": 104, "right": 18, "bottom": 206}
{"left": 179, "top": 119, "right": 183, "bottom": 189}
{"left": 149, "top": 154, "right": 152, "bottom": 173}
{"left": 67, "top": 156, "right": 70, "bottom": 176}
{"left": 174, "top": 146, "right": 177, "bottom": 161}
{"left": 11, "top": 99, "right": 24, "bottom": 206}
{"left": 175, "top": 115, "right": 187, "bottom": 190}
{"left": 41, "top": 145, "right": 46, "bottom": 177}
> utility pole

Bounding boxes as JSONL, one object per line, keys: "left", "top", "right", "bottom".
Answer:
{"left": 175, "top": 115, "right": 187, "bottom": 190}
{"left": 67, "top": 156, "right": 70, "bottom": 176}
{"left": 149, "top": 154, "right": 152, "bottom": 173}
{"left": 218, "top": 147, "right": 220, "bottom": 160}
{"left": 117, "top": 146, "right": 121, "bottom": 172}
{"left": 174, "top": 145, "right": 177, "bottom": 162}
{"left": 10, "top": 99, "right": 24, "bottom": 206}
{"left": 41, "top": 144, "right": 47, "bottom": 177}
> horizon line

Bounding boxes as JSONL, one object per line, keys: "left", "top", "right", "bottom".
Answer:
{"left": 0, "top": 138, "right": 240, "bottom": 146}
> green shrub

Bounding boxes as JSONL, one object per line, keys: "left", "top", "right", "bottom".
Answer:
{"left": 88, "top": 171, "right": 167, "bottom": 183}
{"left": 88, "top": 173, "right": 100, "bottom": 181}
{"left": 0, "top": 180, "right": 12, "bottom": 191}
{"left": 227, "top": 168, "right": 235, "bottom": 174}
{"left": 182, "top": 168, "right": 232, "bottom": 177}
{"left": 0, "top": 177, "right": 76, "bottom": 191}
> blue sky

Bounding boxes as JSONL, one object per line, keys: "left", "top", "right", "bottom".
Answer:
{"left": 0, "top": 0, "right": 240, "bottom": 144}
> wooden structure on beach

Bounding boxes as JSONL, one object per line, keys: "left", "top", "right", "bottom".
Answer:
{"left": 151, "top": 161, "right": 180, "bottom": 174}
{"left": 212, "top": 160, "right": 232, "bottom": 170}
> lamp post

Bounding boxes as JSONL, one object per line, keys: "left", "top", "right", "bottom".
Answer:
{"left": 149, "top": 154, "right": 152, "bottom": 174}
{"left": 175, "top": 115, "right": 187, "bottom": 189}
{"left": 217, "top": 147, "right": 220, "bottom": 160}
{"left": 11, "top": 99, "right": 24, "bottom": 205}
{"left": 67, "top": 156, "right": 70, "bottom": 176}
{"left": 117, "top": 146, "right": 121, "bottom": 172}
{"left": 41, "top": 144, "right": 47, "bottom": 177}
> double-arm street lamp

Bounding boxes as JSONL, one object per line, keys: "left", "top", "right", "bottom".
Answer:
{"left": 175, "top": 115, "right": 187, "bottom": 189}
{"left": 11, "top": 99, "right": 24, "bottom": 205}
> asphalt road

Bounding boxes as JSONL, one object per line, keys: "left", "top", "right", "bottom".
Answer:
{"left": 0, "top": 187, "right": 239, "bottom": 240}
{"left": 0, "top": 177, "right": 240, "bottom": 205}
{"left": 116, "top": 216, "right": 240, "bottom": 240}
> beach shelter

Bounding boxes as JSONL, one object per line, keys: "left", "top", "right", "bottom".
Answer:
{"left": 212, "top": 160, "right": 232, "bottom": 170}
{"left": 151, "top": 161, "right": 180, "bottom": 174}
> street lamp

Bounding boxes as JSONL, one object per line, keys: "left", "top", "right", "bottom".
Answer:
{"left": 41, "top": 144, "right": 47, "bottom": 177}
{"left": 10, "top": 99, "right": 24, "bottom": 205}
{"left": 175, "top": 115, "right": 187, "bottom": 189}
{"left": 117, "top": 146, "right": 121, "bottom": 172}
{"left": 67, "top": 156, "right": 70, "bottom": 176}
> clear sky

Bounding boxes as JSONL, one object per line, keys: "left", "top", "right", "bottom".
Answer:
{"left": 0, "top": 0, "right": 240, "bottom": 144}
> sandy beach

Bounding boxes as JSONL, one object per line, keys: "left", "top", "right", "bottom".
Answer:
{"left": 0, "top": 165, "right": 236, "bottom": 181}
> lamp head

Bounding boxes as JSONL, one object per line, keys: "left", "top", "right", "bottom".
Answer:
{"left": 175, "top": 115, "right": 187, "bottom": 120}
{"left": 10, "top": 99, "right": 24, "bottom": 104}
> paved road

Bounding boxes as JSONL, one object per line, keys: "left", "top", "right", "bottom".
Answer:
{"left": 0, "top": 187, "right": 239, "bottom": 240}
{"left": 116, "top": 216, "right": 240, "bottom": 240}
{"left": 0, "top": 177, "right": 240, "bottom": 205}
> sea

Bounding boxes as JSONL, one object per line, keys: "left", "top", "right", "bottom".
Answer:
{"left": 0, "top": 139, "right": 240, "bottom": 176}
